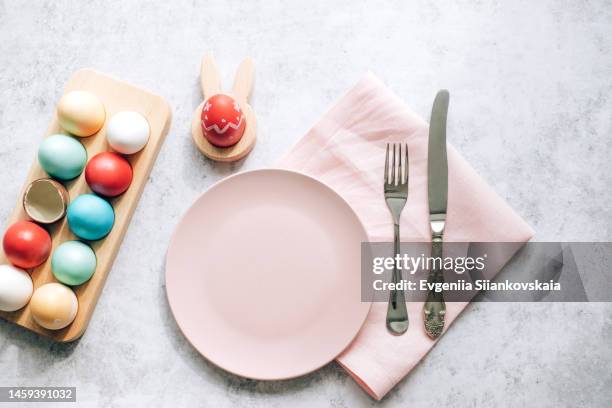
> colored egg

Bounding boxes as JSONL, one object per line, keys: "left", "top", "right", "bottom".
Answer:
{"left": 29, "top": 283, "right": 78, "bottom": 330}
{"left": 85, "top": 152, "right": 133, "bottom": 197}
{"left": 23, "top": 178, "right": 69, "bottom": 224}
{"left": 106, "top": 111, "right": 150, "bottom": 154}
{"left": 0, "top": 264, "right": 33, "bottom": 312}
{"left": 57, "top": 90, "right": 106, "bottom": 137}
{"left": 38, "top": 134, "right": 87, "bottom": 180}
{"left": 67, "top": 194, "right": 114, "bottom": 240}
{"left": 51, "top": 241, "right": 96, "bottom": 286}
{"left": 200, "top": 94, "right": 246, "bottom": 147}
{"left": 2, "top": 220, "right": 52, "bottom": 269}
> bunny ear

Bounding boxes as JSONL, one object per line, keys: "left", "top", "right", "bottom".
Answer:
{"left": 201, "top": 51, "right": 221, "bottom": 99}
{"left": 232, "top": 58, "right": 255, "bottom": 104}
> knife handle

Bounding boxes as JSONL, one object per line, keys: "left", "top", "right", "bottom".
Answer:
{"left": 423, "top": 238, "right": 446, "bottom": 339}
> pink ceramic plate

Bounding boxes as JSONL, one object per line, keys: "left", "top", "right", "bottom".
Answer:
{"left": 166, "top": 169, "right": 370, "bottom": 380}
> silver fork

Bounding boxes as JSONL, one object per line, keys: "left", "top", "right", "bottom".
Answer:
{"left": 384, "top": 143, "right": 409, "bottom": 335}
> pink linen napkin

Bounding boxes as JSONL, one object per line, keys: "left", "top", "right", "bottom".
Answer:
{"left": 276, "top": 73, "right": 534, "bottom": 400}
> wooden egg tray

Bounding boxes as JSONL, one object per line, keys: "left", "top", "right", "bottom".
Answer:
{"left": 0, "top": 69, "right": 171, "bottom": 342}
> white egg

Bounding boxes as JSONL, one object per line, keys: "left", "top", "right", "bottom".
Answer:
{"left": 106, "top": 111, "right": 150, "bottom": 154}
{"left": 0, "top": 264, "right": 33, "bottom": 312}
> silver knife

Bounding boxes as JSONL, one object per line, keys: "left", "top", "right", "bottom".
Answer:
{"left": 423, "top": 90, "right": 449, "bottom": 339}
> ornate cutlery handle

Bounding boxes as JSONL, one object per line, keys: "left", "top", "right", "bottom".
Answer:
{"left": 386, "top": 223, "right": 409, "bottom": 335}
{"left": 423, "top": 238, "right": 446, "bottom": 338}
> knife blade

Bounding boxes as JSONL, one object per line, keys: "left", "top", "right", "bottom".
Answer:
{"left": 428, "top": 90, "right": 449, "bottom": 218}
{"left": 424, "top": 89, "right": 449, "bottom": 339}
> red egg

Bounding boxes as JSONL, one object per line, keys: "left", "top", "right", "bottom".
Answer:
{"left": 3, "top": 220, "right": 52, "bottom": 269}
{"left": 200, "top": 94, "right": 246, "bottom": 147}
{"left": 85, "top": 152, "right": 133, "bottom": 197}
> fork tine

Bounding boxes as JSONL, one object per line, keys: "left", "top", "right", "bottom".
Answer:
{"left": 404, "top": 144, "right": 409, "bottom": 184}
{"left": 399, "top": 144, "right": 403, "bottom": 184}
{"left": 384, "top": 144, "right": 389, "bottom": 184}
{"left": 396, "top": 143, "right": 401, "bottom": 185}
{"left": 392, "top": 144, "right": 396, "bottom": 185}
{"left": 397, "top": 143, "right": 402, "bottom": 186}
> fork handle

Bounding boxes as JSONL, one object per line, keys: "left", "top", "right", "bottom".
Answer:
{"left": 386, "top": 223, "right": 409, "bottom": 335}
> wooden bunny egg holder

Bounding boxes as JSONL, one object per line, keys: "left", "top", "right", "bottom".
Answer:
{"left": 191, "top": 53, "right": 256, "bottom": 162}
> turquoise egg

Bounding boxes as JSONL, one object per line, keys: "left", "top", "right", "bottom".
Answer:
{"left": 67, "top": 194, "right": 115, "bottom": 240}
{"left": 38, "top": 134, "right": 87, "bottom": 180}
{"left": 52, "top": 241, "right": 97, "bottom": 286}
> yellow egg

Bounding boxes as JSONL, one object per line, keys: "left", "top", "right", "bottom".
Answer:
{"left": 57, "top": 91, "right": 105, "bottom": 137}
{"left": 29, "top": 283, "right": 78, "bottom": 330}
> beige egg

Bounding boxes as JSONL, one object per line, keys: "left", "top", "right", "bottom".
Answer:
{"left": 57, "top": 91, "right": 106, "bottom": 137}
{"left": 29, "top": 283, "right": 78, "bottom": 330}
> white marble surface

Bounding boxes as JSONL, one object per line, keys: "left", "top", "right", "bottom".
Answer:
{"left": 1, "top": 1, "right": 611, "bottom": 406}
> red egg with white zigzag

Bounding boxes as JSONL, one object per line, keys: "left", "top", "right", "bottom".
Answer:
{"left": 200, "top": 94, "right": 246, "bottom": 147}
